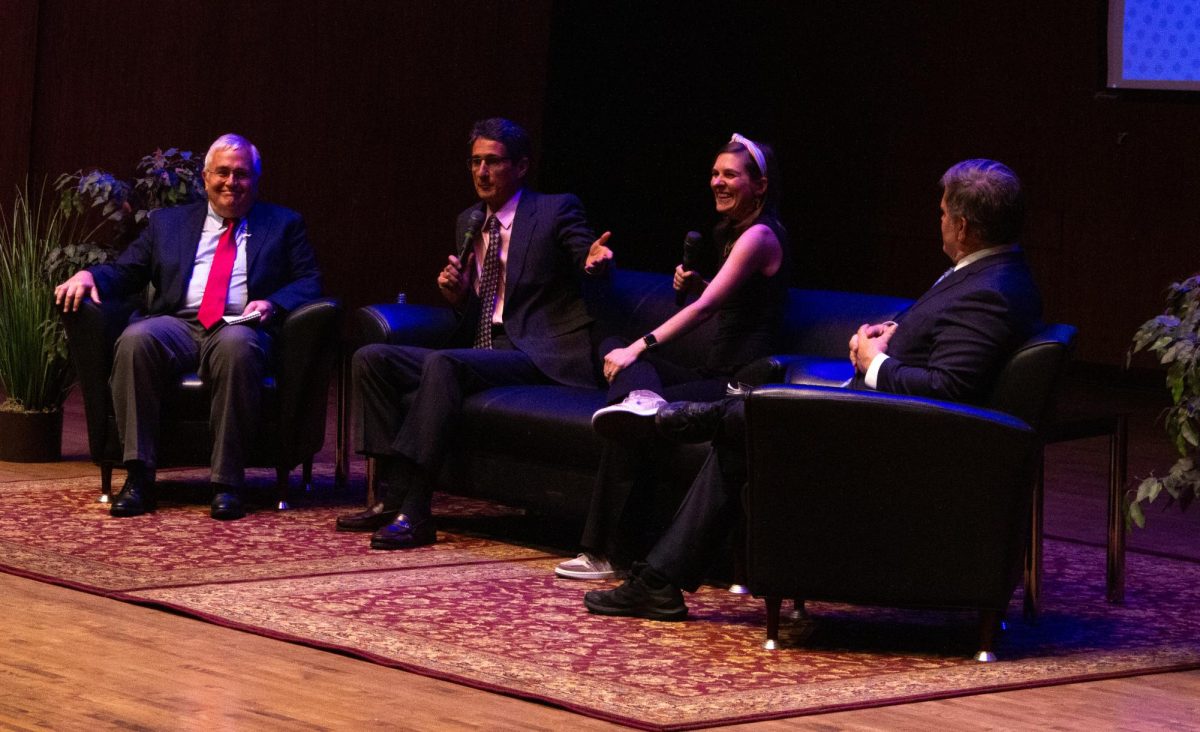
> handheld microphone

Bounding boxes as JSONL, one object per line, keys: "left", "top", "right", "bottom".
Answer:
{"left": 676, "top": 231, "right": 703, "bottom": 307}
{"left": 458, "top": 210, "right": 486, "bottom": 264}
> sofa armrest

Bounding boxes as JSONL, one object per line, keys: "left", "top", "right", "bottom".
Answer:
{"left": 353, "top": 303, "right": 457, "bottom": 348}
{"left": 59, "top": 296, "right": 141, "bottom": 461}
{"left": 276, "top": 297, "right": 342, "bottom": 462}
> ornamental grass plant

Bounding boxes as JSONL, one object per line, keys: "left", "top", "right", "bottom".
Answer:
{"left": 0, "top": 185, "right": 105, "bottom": 413}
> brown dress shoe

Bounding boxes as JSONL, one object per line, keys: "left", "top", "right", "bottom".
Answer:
{"left": 336, "top": 502, "right": 401, "bottom": 532}
{"left": 370, "top": 514, "right": 436, "bottom": 550}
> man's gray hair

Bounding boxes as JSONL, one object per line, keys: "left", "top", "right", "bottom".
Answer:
{"left": 940, "top": 159, "right": 1025, "bottom": 246}
{"left": 205, "top": 133, "right": 262, "bottom": 176}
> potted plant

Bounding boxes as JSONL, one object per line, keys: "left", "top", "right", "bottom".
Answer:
{"left": 0, "top": 185, "right": 107, "bottom": 461}
{"left": 1128, "top": 274, "right": 1200, "bottom": 526}
{"left": 0, "top": 148, "right": 204, "bottom": 462}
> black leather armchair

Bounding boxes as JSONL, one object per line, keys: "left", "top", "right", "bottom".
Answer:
{"left": 62, "top": 296, "right": 342, "bottom": 508}
{"left": 743, "top": 323, "right": 1076, "bottom": 660}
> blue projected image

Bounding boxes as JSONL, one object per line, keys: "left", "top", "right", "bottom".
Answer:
{"left": 1124, "top": 0, "right": 1199, "bottom": 81}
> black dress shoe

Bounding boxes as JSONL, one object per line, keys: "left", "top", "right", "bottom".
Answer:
{"left": 583, "top": 563, "right": 688, "bottom": 621}
{"left": 336, "top": 502, "right": 401, "bottom": 532}
{"left": 655, "top": 399, "right": 729, "bottom": 444}
{"left": 211, "top": 491, "right": 246, "bottom": 521}
{"left": 370, "top": 514, "right": 436, "bottom": 550}
{"left": 110, "top": 476, "right": 156, "bottom": 517}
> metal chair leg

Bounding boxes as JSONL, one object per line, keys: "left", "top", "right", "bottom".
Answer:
{"left": 366, "top": 456, "right": 378, "bottom": 507}
{"left": 1106, "top": 414, "right": 1128, "bottom": 603}
{"left": 1024, "top": 452, "right": 1044, "bottom": 621}
{"left": 275, "top": 466, "right": 289, "bottom": 510}
{"left": 99, "top": 462, "right": 114, "bottom": 503}
{"left": 335, "top": 351, "right": 350, "bottom": 490}
{"left": 975, "top": 609, "right": 1000, "bottom": 662}
{"left": 764, "top": 597, "right": 782, "bottom": 650}
{"left": 303, "top": 459, "right": 314, "bottom": 493}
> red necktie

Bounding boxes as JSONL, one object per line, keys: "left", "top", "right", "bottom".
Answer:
{"left": 198, "top": 218, "right": 238, "bottom": 329}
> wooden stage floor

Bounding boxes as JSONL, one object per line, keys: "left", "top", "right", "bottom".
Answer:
{"left": 2, "top": 375, "right": 1199, "bottom": 730}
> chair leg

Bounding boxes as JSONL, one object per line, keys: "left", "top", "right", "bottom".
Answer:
{"left": 974, "top": 609, "right": 1000, "bottom": 662}
{"left": 366, "top": 456, "right": 378, "bottom": 507}
{"left": 275, "top": 466, "right": 289, "bottom": 510}
{"left": 764, "top": 597, "right": 782, "bottom": 650}
{"left": 335, "top": 351, "right": 350, "bottom": 490}
{"left": 1106, "top": 414, "right": 1128, "bottom": 604}
{"left": 729, "top": 520, "right": 749, "bottom": 594}
{"left": 99, "top": 462, "right": 114, "bottom": 503}
{"left": 788, "top": 598, "right": 808, "bottom": 621}
{"left": 303, "top": 459, "right": 314, "bottom": 493}
{"left": 1024, "top": 451, "right": 1044, "bottom": 622}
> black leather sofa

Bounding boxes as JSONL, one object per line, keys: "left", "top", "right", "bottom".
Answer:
{"left": 352, "top": 269, "right": 912, "bottom": 518}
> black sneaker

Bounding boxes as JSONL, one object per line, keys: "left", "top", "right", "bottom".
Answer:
{"left": 583, "top": 564, "right": 688, "bottom": 621}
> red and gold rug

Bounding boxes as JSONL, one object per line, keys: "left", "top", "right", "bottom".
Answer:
{"left": 3, "top": 469, "right": 1199, "bottom": 730}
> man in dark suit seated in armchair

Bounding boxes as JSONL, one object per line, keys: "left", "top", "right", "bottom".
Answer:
{"left": 583, "top": 158, "right": 1043, "bottom": 620}
{"left": 336, "top": 117, "right": 614, "bottom": 549}
{"left": 54, "top": 133, "right": 322, "bottom": 521}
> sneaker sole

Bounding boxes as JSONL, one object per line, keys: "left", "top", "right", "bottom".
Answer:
{"left": 591, "top": 409, "right": 657, "bottom": 441}
{"left": 555, "top": 566, "right": 618, "bottom": 580}
{"left": 583, "top": 599, "right": 688, "bottom": 621}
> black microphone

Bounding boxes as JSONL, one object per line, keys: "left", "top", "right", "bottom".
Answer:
{"left": 458, "top": 210, "right": 486, "bottom": 264}
{"left": 676, "top": 231, "right": 702, "bottom": 307}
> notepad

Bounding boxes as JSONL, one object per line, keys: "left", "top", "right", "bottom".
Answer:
{"left": 222, "top": 311, "right": 263, "bottom": 327}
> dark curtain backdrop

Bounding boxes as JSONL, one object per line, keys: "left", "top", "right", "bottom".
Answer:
{"left": 2, "top": 1, "right": 1198, "bottom": 366}
{"left": 1, "top": 0, "right": 553, "bottom": 318}
{"left": 540, "top": 2, "right": 1200, "bottom": 366}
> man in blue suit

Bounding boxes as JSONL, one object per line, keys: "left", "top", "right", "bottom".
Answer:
{"left": 54, "top": 133, "right": 322, "bottom": 520}
{"left": 584, "top": 158, "right": 1043, "bottom": 620}
{"left": 338, "top": 117, "right": 613, "bottom": 549}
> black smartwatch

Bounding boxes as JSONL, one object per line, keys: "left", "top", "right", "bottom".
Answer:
{"left": 641, "top": 333, "right": 658, "bottom": 350}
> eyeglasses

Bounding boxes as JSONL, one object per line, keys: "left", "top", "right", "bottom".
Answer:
{"left": 206, "top": 167, "right": 254, "bottom": 182}
{"left": 467, "top": 155, "right": 510, "bottom": 170}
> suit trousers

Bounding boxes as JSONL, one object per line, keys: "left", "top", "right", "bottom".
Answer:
{"left": 645, "top": 398, "right": 747, "bottom": 592}
{"left": 352, "top": 335, "right": 550, "bottom": 475}
{"left": 110, "top": 315, "right": 271, "bottom": 487}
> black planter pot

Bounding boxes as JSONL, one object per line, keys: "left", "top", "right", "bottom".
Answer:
{"left": 0, "top": 409, "right": 63, "bottom": 462}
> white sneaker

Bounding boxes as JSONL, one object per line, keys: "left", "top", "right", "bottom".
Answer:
{"left": 555, "top": 552, "right": 617, "bottom": 580}
{"left": 591, "top": 390, "right": 667, "bottom": 441}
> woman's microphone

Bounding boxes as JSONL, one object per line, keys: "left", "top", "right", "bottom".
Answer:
{"left": 676, "top": 231, "right": 702, "bottom": 307}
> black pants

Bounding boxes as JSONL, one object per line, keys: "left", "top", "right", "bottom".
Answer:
{"left": 352, "top": 334, "right": 551, "bottom": 513}
{"left": 645, "top": 398, "right": 746, "bottom": 592}
{"left": 580, "top": 337, "right": 729, "bottom": 564}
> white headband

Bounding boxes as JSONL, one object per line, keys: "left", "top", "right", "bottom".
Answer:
{"left": 730, "top": 133, "right": 767, "bottom": 177}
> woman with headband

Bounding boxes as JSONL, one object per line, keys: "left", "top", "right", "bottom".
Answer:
{"left": 556, "top": 133, "right": 790, "bottom": 581}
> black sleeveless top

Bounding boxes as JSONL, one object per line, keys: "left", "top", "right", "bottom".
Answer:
{"left": 704, "top": 211, "right": 790, "bottom": 377}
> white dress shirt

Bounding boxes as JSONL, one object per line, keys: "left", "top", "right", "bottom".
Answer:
{"left": 184, "top": 204, "right": 249, "bottom": 315}
{"left": 472, "top": 189, "right": 521, "bottom": 325}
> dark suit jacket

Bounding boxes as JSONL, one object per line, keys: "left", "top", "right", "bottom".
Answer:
{"left": 450, "top": 190, "right": 601, "bottom": 389}
{"left": 875, "top": 248, "right": 1042, "bottom": 404}
{"left": 88, "top": 200, "right": 322, "bottom": 319}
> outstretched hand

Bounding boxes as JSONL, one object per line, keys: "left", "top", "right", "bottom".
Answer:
{"left": 585, "top": 231, "right": 613, "bottom": 275}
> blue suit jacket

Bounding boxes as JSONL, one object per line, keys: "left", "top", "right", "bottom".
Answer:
{"left": 88, "top": 200, "right": 322, "bottom": 319}
{"left": 874, "top": 249, "right": 1042, "bottom": 404}
{"left": 450, "top": 190, "right": 601, "bottom": 389}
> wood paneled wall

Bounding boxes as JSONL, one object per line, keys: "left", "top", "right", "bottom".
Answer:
{"left": 2, "top": 1, "right": 1195, "bottom": 366}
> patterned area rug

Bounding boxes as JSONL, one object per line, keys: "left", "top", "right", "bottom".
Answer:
{"left": 3, "top": 469, "right": 1200, "bottom": 730}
